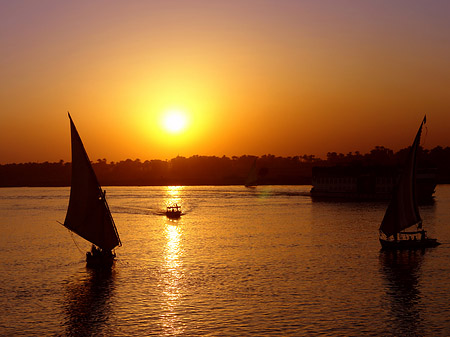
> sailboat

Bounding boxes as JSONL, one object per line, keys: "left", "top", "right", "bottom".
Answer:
{"left": 62, "top": 113, "right": 121, "bottom": 267}
{"left": 379, "top": 116, "right": 439, "bottom": 250}
{"left": 245, "top": 158, "right": 258, "bottom": 188}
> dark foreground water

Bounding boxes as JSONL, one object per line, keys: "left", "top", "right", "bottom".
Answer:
{"left": 1, "top": 185, "right": 450, "bottom": 336}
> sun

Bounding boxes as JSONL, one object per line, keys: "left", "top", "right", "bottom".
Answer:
{"left": 161, "top": 109, "right": 188, "bottom": 134}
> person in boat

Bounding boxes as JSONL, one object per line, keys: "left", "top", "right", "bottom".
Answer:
{"left": 420, "top": 230, "right": 426, "bottom": 241}
{"left": 89, "top": 245, "right": 100, "bottom": 257}
{"left": 168, "top": 204, "right": 180, "bottom": 212}
{"left": 88, "top": 245, "right": 114, "bottom": 259}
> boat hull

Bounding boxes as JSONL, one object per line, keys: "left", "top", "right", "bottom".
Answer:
{"left": 165, "top": 211, "right": 182, "bottom": 219}
{"left": 86, "top": 252, "right": 115, "bottom": 268}
{"left": 379, "top": 238, "right": 440, "bottom": 250}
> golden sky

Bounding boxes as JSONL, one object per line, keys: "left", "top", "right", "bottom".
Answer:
{"left": 1, "top": 1, "right": 450, "bottom": 164}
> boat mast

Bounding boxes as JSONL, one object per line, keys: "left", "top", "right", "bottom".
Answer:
{"left": 101, "top": 189, "right": 122, "bottom": 247}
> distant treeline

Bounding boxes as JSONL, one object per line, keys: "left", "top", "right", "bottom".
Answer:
{"left": 1, "top": 146, "right": 450, "bottom": 187}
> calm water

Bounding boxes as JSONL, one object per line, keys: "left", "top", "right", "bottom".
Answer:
{"left": 1, "top": 185, "right": 450, "bottom": 336}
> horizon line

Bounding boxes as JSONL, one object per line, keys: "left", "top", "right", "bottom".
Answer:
{"left": 2, "top": 144, "right": 449, "bottom": 166}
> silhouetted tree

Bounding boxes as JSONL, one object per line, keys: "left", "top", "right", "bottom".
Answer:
{"left": 2, "top": 145, "right": 450, "bottom": 186}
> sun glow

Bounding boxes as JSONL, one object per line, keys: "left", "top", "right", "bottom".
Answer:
{"left": 162, "top": 109, "right": 188, "bottom": 134}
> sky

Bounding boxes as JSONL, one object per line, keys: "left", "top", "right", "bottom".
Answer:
{"left": 1, "top": 0, "right": 450, "bottom": 164}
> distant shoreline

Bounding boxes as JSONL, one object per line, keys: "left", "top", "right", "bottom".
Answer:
{"left": 0, "top": 183, "right": 313, "bottom": 188}
{"left": 3, "top": 183, "right": 450, "bottom": 189}
{"left": 2, "top": 146, "right": 450, "bottom": 187}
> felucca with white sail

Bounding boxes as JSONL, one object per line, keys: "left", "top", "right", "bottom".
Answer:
{"left": 62, "top": 113, "right": 121, "bottom": 267}
{"left": 379, "top": 116, "right": 439, "bottom": 250}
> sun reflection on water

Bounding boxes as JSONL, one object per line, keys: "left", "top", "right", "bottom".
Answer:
{"left": 161, "top": 224, "right": 184, "bottom": 335}
{"left": 165, "top": 186, "right": 183, "bottom": 205}
{"left": 160, "top": 186, "right": 185, "bottom": 335}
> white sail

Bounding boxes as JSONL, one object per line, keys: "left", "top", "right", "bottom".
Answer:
{"left": 379, "top": 116, "right": 425, "bottom": 237}
{"left": 63, "top": 113, "right": 121, "bottom": 251}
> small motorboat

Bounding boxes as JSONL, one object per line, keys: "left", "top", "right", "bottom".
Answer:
{"left": 165, "top": 204, "right": 182, "bottom": 219}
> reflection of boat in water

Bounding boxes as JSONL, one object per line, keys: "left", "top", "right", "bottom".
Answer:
{"left": 379, "top": 250, "right": 424, "bottom": 336}
{"left": 61, "top": 113, "right": 122, "bottom": 267}
{"left": 64, "top": 269, "right": 116, "bottom": 336}
{"left": 166, "top": 204, "right": 182, "bottom": 219}
{"left": 379, "top": 116, "right": 439, "bottom": 250}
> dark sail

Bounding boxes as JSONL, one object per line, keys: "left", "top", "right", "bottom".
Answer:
{"left": 379, "top": 117, "right": 425, "bottom": 237}
{"left": 63, "top": 113, "right": 121, "bottom": 251}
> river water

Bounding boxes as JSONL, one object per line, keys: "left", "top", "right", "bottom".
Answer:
{"left": 1, "top": 185, "right": 450, "bottom": 336}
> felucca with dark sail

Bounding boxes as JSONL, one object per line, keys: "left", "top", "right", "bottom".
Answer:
{"left": 62, "top": 113, "right": 121, "bottom": 267}
{"left": 379, "top": 116, "right": 439, "bottom": 250}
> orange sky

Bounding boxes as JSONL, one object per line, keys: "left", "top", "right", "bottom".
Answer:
{"left": 1, "top": 1, "right": 450, "bottom": 164}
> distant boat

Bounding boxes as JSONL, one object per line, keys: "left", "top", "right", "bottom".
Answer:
{"left": 245, "top": 158, "right": 258, "bottom": 188}
{"left": 62, "top": 113, "right": 121, "bottom": 267}
{"left": 379, "top": 116, "right": 439, "bottom": 250}
{"left": 310, "top": 165, "right": 436, "bottom": 202}
{"left": 166, "top": 204, "right": 182, "bottom": 219}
